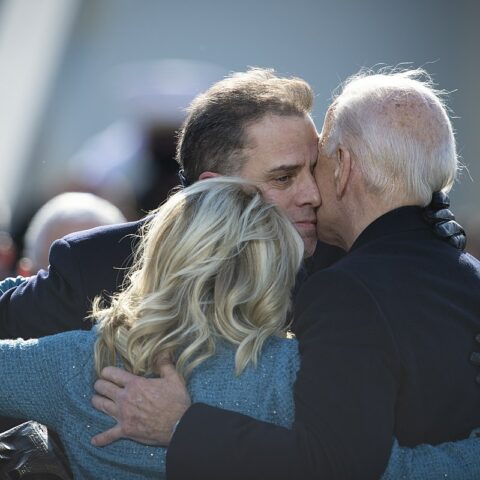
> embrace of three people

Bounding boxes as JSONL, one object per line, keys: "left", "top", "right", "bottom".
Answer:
{"left": 0, "top": 67, "right": 479, "bottom": 479}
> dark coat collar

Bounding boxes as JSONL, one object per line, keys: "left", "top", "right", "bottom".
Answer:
{"left": 350, "top": 206, "right": 427, "bottom": 252}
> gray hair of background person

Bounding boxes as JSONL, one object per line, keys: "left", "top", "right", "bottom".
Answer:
{"left": 176, "top": 67, "right": 314, "bottom": 184}
{"left": 24, "top": 192, "right": 126, "bottom": 271}
{"left": 323, "top": 68, "right": 458, "bottom": 205}
{"left": 92, "top": 177, "right": 304, "bottom": 379}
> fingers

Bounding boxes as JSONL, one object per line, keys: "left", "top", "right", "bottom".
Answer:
{"left": 91, "top": 424, "right": 123, "bottom": 447}
{"left": 100, "top": 366, "right": 136, "bottom": 386}
{"left": 94, "top": 378, "right": 122, "bottom": 400}
{"left": 91, "top": 394, "right": 119, "bottom": 419}
{"left": 156, "top": 351, "right": 172, "bottom": 364}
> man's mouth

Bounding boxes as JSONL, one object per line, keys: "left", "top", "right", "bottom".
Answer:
{"left": 294, "top": 220, "right": 317, "bottom": 230}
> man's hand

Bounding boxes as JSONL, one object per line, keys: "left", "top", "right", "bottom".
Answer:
{"left": 90, "top": 361, "right": 191, "bottom": 447}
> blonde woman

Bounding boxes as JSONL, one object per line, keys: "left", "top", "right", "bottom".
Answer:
{"left": 0, "top": 178, "right": 301, "bottom": 479}
{"left": 0, "top": 178, "right": 477, "bottom": 479}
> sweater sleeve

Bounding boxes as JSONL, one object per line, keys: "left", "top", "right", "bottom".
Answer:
{"left": 0, "top": 276, "right": 26, "bottom": 294}
{"left": 382, "top": 437, "right": 480, "bottom": 479}
{"left": 0, "top": 330, "right": 90, "bottom": 430}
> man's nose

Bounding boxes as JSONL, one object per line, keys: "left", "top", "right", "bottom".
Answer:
{"left": 298, "top": 173, "right": 320, "bottom": 207}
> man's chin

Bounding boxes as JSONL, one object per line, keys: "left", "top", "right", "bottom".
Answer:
{"left": 302, "top": 237, "right": 317, "bottom": 258}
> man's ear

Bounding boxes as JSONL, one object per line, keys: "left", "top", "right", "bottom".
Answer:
{"left": 198, "top": 171, "right": 222, "bottom": 181}
{"left": 334, "top": 146, "right": 353, "bottom": 199}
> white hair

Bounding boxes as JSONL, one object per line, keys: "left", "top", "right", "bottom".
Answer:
{"left": 324, "top": 68, "right": 458, "bottom": 205}
{"left": 25, "top": 192, "right": 126, "bottom": 270}
{"left": 92, "top": 177, "right": 304, "bottom": 378}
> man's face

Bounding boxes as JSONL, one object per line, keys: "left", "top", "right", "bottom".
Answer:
{"left": 239, "top": 114, "right": 320, "bottom": 257}
{"left": 314, "top": 109, "right": 342, "bottom": 246}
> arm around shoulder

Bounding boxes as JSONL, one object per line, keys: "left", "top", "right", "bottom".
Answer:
{"left": 0, "top": 221, "right": 138, "bottom": 340}
{"left": 0, "top": 237, "right": 90, "bottom": 339}
{"left": 382, "top": 436, "right": 480, "bottom": 480}
{"left": 167, "top": 268, "right": 401, "bottom": 480}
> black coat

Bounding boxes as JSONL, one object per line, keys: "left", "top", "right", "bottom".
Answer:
{"left": 166, "top": 207, "right": 480, "bottom": 480}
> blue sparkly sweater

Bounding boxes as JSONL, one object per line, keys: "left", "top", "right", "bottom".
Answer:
{"left": 0, "top": 277, "right": 479, "bottom": 479}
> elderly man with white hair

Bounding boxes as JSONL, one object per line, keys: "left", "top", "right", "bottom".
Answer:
{"left": 107, "top": 69, "right": 480, "bottom": 480}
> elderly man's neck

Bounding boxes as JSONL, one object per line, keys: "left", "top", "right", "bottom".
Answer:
{"left": 340, "top": 190, "right": 420, "bottom": 251}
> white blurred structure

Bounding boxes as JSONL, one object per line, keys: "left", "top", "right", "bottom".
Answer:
{"left": 0, "top": 0, "right": 80, "bottom": 220}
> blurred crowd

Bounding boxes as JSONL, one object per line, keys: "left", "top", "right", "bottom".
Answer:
{"left": 0, "top": 59, "right": 227, "bottom": 281}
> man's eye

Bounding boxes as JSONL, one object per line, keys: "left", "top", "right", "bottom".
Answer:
{"left": 275, "top": 175, "right": 291, "bottom": 183}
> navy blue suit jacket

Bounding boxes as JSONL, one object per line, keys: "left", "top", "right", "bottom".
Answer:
{"left": 0, "top": 220, "right": 142, "bottom": 339}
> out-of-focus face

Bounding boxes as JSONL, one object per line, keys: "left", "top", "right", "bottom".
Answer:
{"left": 239, "top": 114, "right": 320, "bottom": 257}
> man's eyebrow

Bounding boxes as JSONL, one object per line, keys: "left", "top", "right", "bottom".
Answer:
{"left": 266, "top": 164, "right": 301, "bottom": 175}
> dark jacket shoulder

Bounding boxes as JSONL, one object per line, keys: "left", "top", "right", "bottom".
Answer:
{"left": 0, "top": 220, "right": 143, "bottom": 339}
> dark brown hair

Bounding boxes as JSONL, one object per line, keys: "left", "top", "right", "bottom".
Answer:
{"left": 176, "top": 68, "right": 314, "bottom": 184}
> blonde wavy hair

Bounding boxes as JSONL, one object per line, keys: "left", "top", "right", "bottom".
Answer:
{"left": 92, "top": 177, "right": 304, "bottom": 378}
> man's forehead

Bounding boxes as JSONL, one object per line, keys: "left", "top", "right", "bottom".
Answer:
{"left": 247, "top": 113, "right": 316, "bottom": 139}
{"left": 238, "top": 114, "right": 318, "bottom": 176}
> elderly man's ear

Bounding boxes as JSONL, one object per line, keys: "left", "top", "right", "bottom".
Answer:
{"left": 334, "top": 146, "right": 353, "bottom": 199}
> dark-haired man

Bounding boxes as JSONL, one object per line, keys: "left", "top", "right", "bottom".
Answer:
{"left": 0, "top": 68, "right": 328, "bottom": 340}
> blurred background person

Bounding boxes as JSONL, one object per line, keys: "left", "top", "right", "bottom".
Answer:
{"left": 17, "top": 192, "right": 126, "bottom": 276}
{"left": 0, "top": 191, "right": 125, "bottom": 434}
{"left": 7, "top": 57, "right": 226, "bottom": 270}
